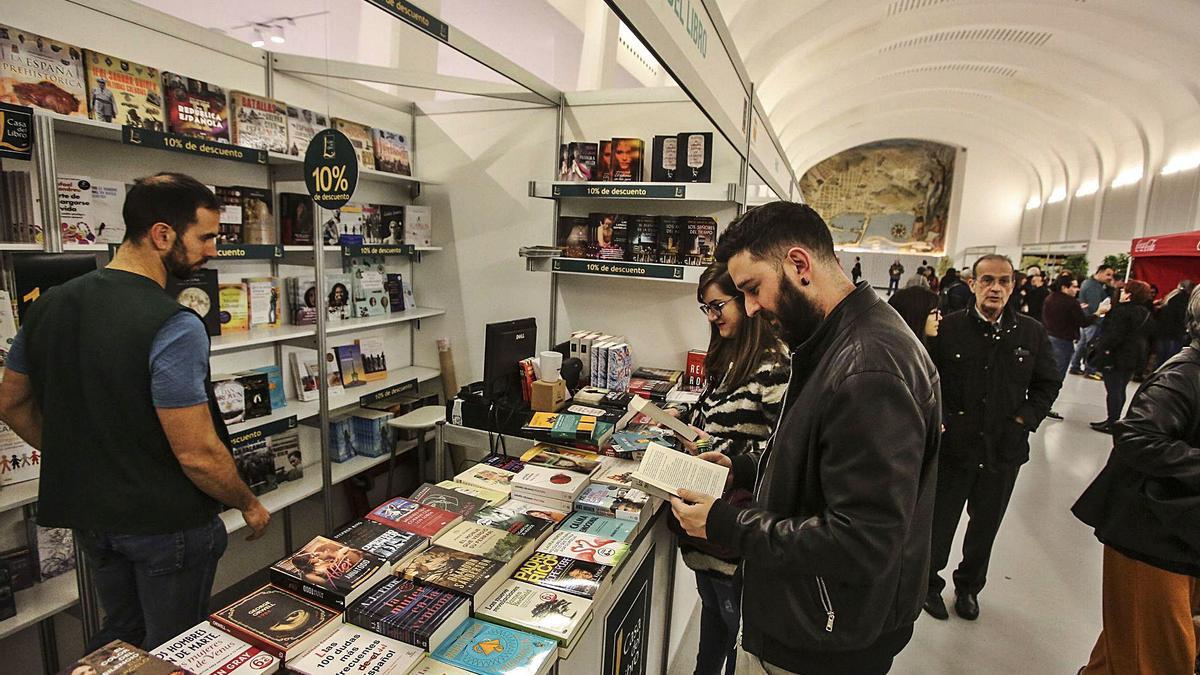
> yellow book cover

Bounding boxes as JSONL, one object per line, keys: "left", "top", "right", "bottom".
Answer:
{"left": 84, "top": 50, "right": 163, "bottom": 129}
{"left": 218, "top": 282, "right": 249, "bottom": 332}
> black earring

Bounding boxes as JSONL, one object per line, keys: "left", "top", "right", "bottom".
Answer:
{"left": 801, "top": 278, "right": 811, "bottom": 286}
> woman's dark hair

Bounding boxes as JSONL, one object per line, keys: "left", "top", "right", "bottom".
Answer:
{"left": 715, "top": 201, "right": 835, "bottom": 264}
{"left": 122, "top": 172, "right": 220, "bottom": 242}
{"left": 1125, "top": 279, "right": 1154, "bottom": 305}
{"left": 1052, "top": 275, "right": 1077, "bottom": 292}
{"left": 888, "top": 287, "right": 939, "bottom": 345}
{"left": 698, "top": 262, "right": 777, "bottom": 390}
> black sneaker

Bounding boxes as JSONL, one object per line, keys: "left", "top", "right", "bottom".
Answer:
{"left": 1089, "top": 421, "right": 1112, "bottom": 434}
{"left": 922, "top": 590, "right": 949, "bottom": 620}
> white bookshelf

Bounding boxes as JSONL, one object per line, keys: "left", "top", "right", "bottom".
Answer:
{"left": 0, "top": 573, "right": 78, "bottom": 641}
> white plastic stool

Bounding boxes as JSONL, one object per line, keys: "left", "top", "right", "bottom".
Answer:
{"left": 387, "top": 406, "right": 445, "bottom": 495}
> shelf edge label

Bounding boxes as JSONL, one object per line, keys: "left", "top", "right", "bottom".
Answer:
{"left": 121, "top": 126, "right": 267, "bottom": 165}
{"left": 341, "top": 243, "right": 416, "bottom": 257}
{"left": 215, "top": 244, "right": 283, "bottom": 259}
{"left": 360, "top": 377, "right": 420, "bottom": 406}
{"left": 229, "top": 415, "right": 298, "bottom": 446}
{"left": 552, "top": 257, "right": 685, "bottom": 280}
{"left": 551, "top": 183, "right": 686, "bottom": 199}
{"left": 365, "top": 0, "right": 450, "bottom": 42}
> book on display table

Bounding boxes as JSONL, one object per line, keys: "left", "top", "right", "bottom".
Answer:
{"left": 510, "top": 551, "right": 611, "bottom": 600}
{"left": 151, "top": 622, "right": 280, "bottom": 674}
{"left": 477, "top": 580, "right": 593, "bottom": 658}
{"left": 287, "top": 625, "right": 423, "bottom": 675}
{"left": 397, "top": 546, "right": 508, "bottom": 605}
{"left": 347, "top": 576, "right": 469, "bottom": 652}
{"left": 331, "top": 518, "right": 429, "bottom": 570}
{"left": 209, "top": 585, "right": 342, "bottom": 661}
{"left": 267, "top": 536, "right": 389, "bottom": 611}
{"left": 429, "top": 618, "right": 557, "bottom": 675}
{"left": 367, "top": 497, "right": 462, "bottom": 540}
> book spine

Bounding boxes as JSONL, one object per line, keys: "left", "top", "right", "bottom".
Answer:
{"left": 209, "top": 619, "right": 286, "bottom": 661}
{"left": 268, "top": 569, "right": 346, "bottom": 610}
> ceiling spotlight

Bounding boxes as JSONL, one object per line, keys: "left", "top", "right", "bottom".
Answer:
{"left": 251, "top": 27, "right": 265, "bottom": 48}
{"left": 269, "top": 24, "right": 286, "bottom": 44}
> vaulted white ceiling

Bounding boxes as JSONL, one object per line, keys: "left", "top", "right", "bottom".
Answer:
{"left": 717, "top": 0, "right": 1200, "bottom": 200}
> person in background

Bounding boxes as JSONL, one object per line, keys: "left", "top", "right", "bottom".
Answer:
{"left": 0, "top": 173, "right": 270, "bottom": 651}
{"left": 923, "top": 266, "right": 940, "bottom": 293}
{"left": 939, "top": 268, "right": 973, "bottom": 314}
{"left": 905, "top": 267, "right": 931, "bottom": 289}
{"left": 671, "top": 261, "right": 789, "bottom": 675}
{"left": 1070, "top": 265, "right": 1117, "bottom": 379}
{"left": 924, "top": 255, "right": 1060, "bottom": 622}
{"left": 1041, "top": 275, "right": 1099, "bottom": 420}
{"left": 1006, "top": 270, "right": 1028, "bottom": 316}
{"left": 851, "top": 256, "right": 863, "bottom": 285}
{"left": 888, "top": 258, "right": 905, "bottom": 295}
{"left": 672, "top": 202, "right": 941, "bottom": 675}
{"left": 1154, "top": 280, "right": 1194, "bottom": 367}
{"left": 888, "top": 286, "right": 942, "bottom": 347}
{"left": 1071, "top": 285, "right": 1200, "bottom": 675}
{"left": 1022, "top": 270, "right": 1049, "bottom": 321}
{"left": 1086, "top": 280, "right": 1156, "bottom": 434}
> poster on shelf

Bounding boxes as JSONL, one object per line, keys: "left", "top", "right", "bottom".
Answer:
{"left": 0, "top": 102, "right": 33, "bottom": 160}
{"left": 304, "top": 128, "right": 358, "bottom": 210}
{"left": 0, "top": 419, "right": 38, "bottom": 486}
{"left": 603, "top": 546, "right": 653, "bottom": 675}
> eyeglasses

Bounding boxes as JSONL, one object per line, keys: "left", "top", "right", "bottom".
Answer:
{"left": 699, "top": 296, "right": 739, "bottom": 318}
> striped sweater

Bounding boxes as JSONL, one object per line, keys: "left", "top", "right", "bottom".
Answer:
{"left": 677, "top": 343, "right": 790, "bottom": 575}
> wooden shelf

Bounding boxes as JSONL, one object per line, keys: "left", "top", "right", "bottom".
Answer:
{"left": 529, "top": 180, "right": 741, "bottom": 203}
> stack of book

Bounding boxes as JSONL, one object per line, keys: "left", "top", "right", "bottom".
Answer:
{"left": 367, "top": 497, "right": 463, "bottom": 540}
{"left": 331, "top": 518, "right": 429, "bottom": 571}
{"left": 429, "top": 618, "right": 557, "bottom": 675}
{"left": 288, "top": 625, "right": 425, "bottom": 675}
{"left": 521, "top": 412, "right": 614, "bottom": 453}
{"left": 511, "top": 550, "right": 613, "bottom": 600}
{"left": 434, "top": 479, "right": 507, "bottom": 507}
{"left": 452, "top": 463, "right": 518, "bottom": 498}
{"left": 209, "top": 585, "right": 343, "bottom": 660}
{"left": 468, "top": 505, "right": 555, "bottom": 544}
{"left": 407, "top": 483, "right": 490, "bottom": 518}
{"left": 535, "top": 530, "right": 631, "bottom": 568}
{"left": 432, "top": 521, "right": 538, "bottom": 579}
{"left": 346, "top": 576, "right": 470, "bottom": 651}
{"left": 151, "top": 623, "right": 280, "bottom": 674}
{"left": 574, "top": 485, "right": 654, "bottom": 532}
{"left": 556, "top": 511, "right": 638, "bottom": 543}
{"left": 267, "top": 536, "right": 390, "bottom": 611}
{"left": 519, "top": 444, "right": 601, "bottom": 476}
{"left": 509, "top": 464, "right": 591, "bottom": 515}
{"left": 395, "top": 546, "right": 509, "bottom": 609}
{"left": 477, "top": 580, "right": 594, "bottom": 658}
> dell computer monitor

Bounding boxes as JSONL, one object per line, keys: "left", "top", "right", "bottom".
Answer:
{"left": 483, "top": 318, "right": 536, "bottom": 402}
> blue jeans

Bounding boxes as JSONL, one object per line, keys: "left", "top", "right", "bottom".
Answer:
{"left": 1050, "top": 336, "right": 1075, "bottom": 382}
{"left": 75, "top": 515, "right": 227, "bottom": 651}
{"left": 1071, "top": 323, "right": 1101, "bottom": 373}
{"left": 694, "top": 572, "right": 740, "bottom": 675}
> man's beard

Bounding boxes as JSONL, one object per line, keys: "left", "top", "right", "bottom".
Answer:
{"left": 164, "top": 238, "right": 202, "bottom": 280}
{"left": 763, "top": 271, "right": 825, "bottom": 346}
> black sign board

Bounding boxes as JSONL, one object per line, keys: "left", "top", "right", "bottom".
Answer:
{"left": 121, "top": 126, "right": 267, "bottom": 164}
{"left": 228, "top": 415, "right": 298, "bottom": 447}
{"left": 341, "top": 243, "right": 415, "bottom": 258}
{"left": 365, "top": 0, "right": 450, "bottom": 41}
{"left": 359, "top": 378, "right": 420, "bottom": 407}
{"left": 603, "top": 546, "right": 654, "bottom": 675}
{"left": 304, "top": 128, "right": 359, "bottom": 210}
{"left": 552, "top": 257, "right": 685, "bottom": 281}
{"left": 0, "top": 103, "right": 33, "bottom": 160}
{"left": 552, "top": 183, "right": 686, "bottom": 199}
{"left": 215, "top": 244, "right": 284, "bottom": 260}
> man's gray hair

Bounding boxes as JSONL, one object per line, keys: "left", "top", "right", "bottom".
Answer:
{"left": 1188, "top": 285, "right": 1200, "bottom": 341}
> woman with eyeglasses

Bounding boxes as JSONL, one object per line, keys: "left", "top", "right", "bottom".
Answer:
{"left": 669, "top": 261, "right": 788, "bottom": 675}
{"left": 888, "top": 286, "right": 942, "bottom": 347}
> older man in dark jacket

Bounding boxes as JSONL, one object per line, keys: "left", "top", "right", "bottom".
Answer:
{"left": 671, "top": 202, "right": 941, "bottom": 675}
{"left": 924, "top": 254, "right": 1061, "bottom": 622}
{"left": 1071, "top": 285, "right": 1200, "bottom": 675}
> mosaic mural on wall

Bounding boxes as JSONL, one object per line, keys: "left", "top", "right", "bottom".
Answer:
{"left": 799, "top": 139, "right": 957, "bottom": 254}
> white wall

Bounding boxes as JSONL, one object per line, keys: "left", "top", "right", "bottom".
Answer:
{"left": 945, "top": 144, "right": 1027, "bottom": 267}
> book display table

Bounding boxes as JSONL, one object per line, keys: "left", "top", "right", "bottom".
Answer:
{"left": 437, "top": 421, "right": 678, "bottom": 674}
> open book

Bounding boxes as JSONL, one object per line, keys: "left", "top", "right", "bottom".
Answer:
{"left": 626, "top": 395, "right": 699, "bottom": 442}
{"left": 630, "top": 441, "right": 729, "bottom": 501}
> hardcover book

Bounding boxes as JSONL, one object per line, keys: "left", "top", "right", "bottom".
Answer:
{"left": 680, "top": 216, "right": 717, "bottom": 267}
{"left": 209, "top": 586, "right": 341, "bottom": 661}
{"left": 396, "top": 546, "right": 507, "bottom": 601}
{"left": 407, "top": 483, "right": 488, "bottom": 519}
{"left": 231, "top": 91, "right": 288, "bottom": 153}
{"left": 536, "top": 531, "right": 630, "bottom": 567}
{"left": 367, "top": 497, "right": 462, "bottom": 540}
{"left": 511, "top": 552, "right": 611, "bottom": 600}
{"left": 288, "top": 625, "right": 423, "bottom": 675}
{"left": 435, "top": 479, "right": 506, "bottom": 507}
{"left": 58, "top": 175, "right": 125, "bottom": 245}
{"left": 331, "top": 519, "right": 428, "bottom": 570}
{"left": 686, "top": 349, "right": 706, "bottom": 388}
{"left": 595, "top": 140, "right": 612, "bottom": 181}
{"left": 377, "top": 204, "right": 405, "bottom": 244}
{"left": 628, "top": 214, "right": 658, "bottom": 263}
{"left": 453, "top": 465, "right": 516, "bottom": 496}
{"left": 347, "top": 577, "right": 469, "bottom": 652}
{"left": 555, "top": 216, "right": 590, "bottom": 258}
{"left": 574, "top": 485, "right": 651, "bottom": 522}
{"left": 610, "top": 137, "right": 644, "bottom": 182}
{"left": 0, "top": 24, "right": 87, "bottom": 116}
{"left": 286, "top": 105, "right": 329, "bottom": 156}
{"left": 269, "top": 427, "right": 302, "bottom": 483}
{"left": 241, "top": 186, "right": 275, "bottom": 245}
{"left": 279, "top": 193, "right": 315, "bottom": 245}
{"left": 245, "top": 276, "right": 281, "bottom": 328}
{"left": 216, "top": 185, "right": 243, "bottom": 243}
{"left": 429, "top": 619, "right": 556, "bottom": 675}
{"left": 518, "top": 445, "right": 600, "bottom": 475}
{"left": 247, "top": 365, "right": 285, "bottom": 410}
{"left": 165, "top": 268, "right": 220, "bottom": 336}
{"left": 478, "top": 580, "right": 593, "bottom": 654}
{"left": 219, "top": 282, "right": 250, "bottom": 332}
{"left": 85, "top": 50, "right": 163, "bottom": 129}
{"left": 333, "top": 118, "right": 376, "bottom": 169}
{"left": 434, "top": 522, "right": 534, "bottom": 566}
{"left": 677, "top": 131, "right": 713, "bottom": 182}
{"left": 64, "top": 640, "right": 184, "bottom": 675}
{"left": 269, "top": 536, "right": 388, "bottom": 610}
{"left": 402, "top": 205, "right": 431, "bottom": 247}
{"left": 373, "top": 128, "right": 412, "bottom": 176}
{"left": 163, "top": 71, "right": 229, "bottom": 141}
{"left": 656, "top": 215, "right": 683, "bottom": 264}
{"left": 558, "top": 512, "right": 636, "bottom": 542}
{"left": 230, "top": 434, "right": 276, "bottom": 495}
{"left": 151, "top": 622, "right": 280, "bottom": 675}
{"left": 469, "top": 506, "right": 553, "bottom": 543}
{"left": 651, "top": 135, "right": 679, "bottom": 182}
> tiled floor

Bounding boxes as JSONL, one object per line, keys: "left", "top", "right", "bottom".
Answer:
{"left": 669, "top": 373, "right": 1123, "bottom": 675}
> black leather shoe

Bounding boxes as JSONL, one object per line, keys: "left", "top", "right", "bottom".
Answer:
{"left": 922, "top": 590, "right": 948, "bottom": 620}
{"left": 1046, "top": 410, "right": 1063, "bottom": 420}
{"left": 954, "top": 592, "right": 979, "bottom": 620}
{"left": 1090, "top": 421, "right": 1112, "bottom": 433}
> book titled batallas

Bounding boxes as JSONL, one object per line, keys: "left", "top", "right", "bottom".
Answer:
{"left": 511, "top": 551, "right": 611, "bottom": 600}
{"left": 346, "top": 576, "right": 470, "bottom": 652}
{"left": 429, "top": 618, "right": 557, "bottom": 675}
{"left": 209, "top": 585, "right": 342, "bottom": 661}
{"left": 287, "top": 624, "right": 425, "bottom": 675}
{"left": 268, "top": 535, "right": 389, "bottom": 611}
{"left": 366, "top": 496, "right": 462, "bottom": 540}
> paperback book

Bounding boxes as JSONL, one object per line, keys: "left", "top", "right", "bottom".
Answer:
{"left": 151, "top": 622, "right": 280, "bottom": 675}
{"left": 566, "top": 142, "right": 597, "bottom": 182}
{"left": 574, "top": 485, "right": 650, "bottom": 524}
{"left": 509, "top": 464, "right": 589, "bottom": 509}
{"left": 481, "top": 453, "right": 526, "bottom": 473}
{"left": 33, "top": 526, "right": 74, "bottom": 580}
{"left": 477, "top": 580, "right": 593, "bottom": 656}
{"left": 453, "top": 464, "right": 516, "bottom": 496}
{"left": 287, "top": 276, "right": 318, "bottom": 325}
{"left": 628, "top": 214, "right": 658, "bottom": 263}
{"left": 325, "top": 272, "right": 353, "bottom": 321}
{"left": 373, "top": 128, "right": 412, "bottom": 176}
{"left": 231, "top": 91, "right": 288, "bottom": 153}
{"left": 488, "top": 499, "right": 568, "bottom": 525}
{"left": 230, "top": 431, "right": 276, "bottom": 495}
{"left": 631, "top": 440, "right": 728, "bottom": 500}
{"left": 345, "top": 255, "right": 389, "bottom": 318}
{"left": 332, "top": 518, "right": 428, "bottom": 570}
{"left": 593, "top": 456, "right": 639, "bottom": 488}
{"left": 378, "top": 204, "right": 405, "bottom": 244}
{"left": 350, "top": 410, "right": 393, "bottom": 458}
{"left": 678, "top": 131, "right": 713, "bottom": 182}
{"left": 64, "top": 640, "right": 184, "bottom": 675}
{"left": 558, "top": 512, "right": 636, "bottom": 542}
{"left": 356, "top": 336, "right": 388, "bottom": 381}
{"left": 589, "top": 212, "right": 627, "bottom": 261}
{"left": 536, "top": 531, "right": 629, "bottom": 567}
{"left": 518, "top": 445, "right": 600, "bottom": 475}
{"left": 596, "top": 140, "right": 612, "bottom": 181}
{"left": 85, "top": 50, "right": 164, "bottom": 129}
{"left": 651, "top": 135, "right": 679, "bottom": 182}
{"left": 555, "top": 216, "right": 590, "bottom": 258}
{"left": 511, "top": 552, "right": 611, "bottom": 600}
{"left": 0, "top": 24, "right": 87, "bottom": 116}
{"left": 433, "top": 479, "right": 507, "bottom": 508}
{"left": 286, "top": 105, "right": 329, "bottom": 156}
{"left": 288, "top": 625, "right": 423, "bottom": 675}
{"left": 469, "top": 506, "right": 553, "bottom": 543}
{"left": 407, "top": 483, "right": 489, "bottom": 519}
{"left": 165, "top": 267, "right": 220, "bottom": 336}
{"left": 434, "top": 522, "right": 534, "bottom": 566}
{"left": 333, "top": 118, "right": 376, "bottom": 170}
{"left": 656, "top": 215, "right": 683, "bottom": 264}
{"left": 347, "top": 577, "right": 469, "bottom": 652}
{"left": 680, "top": 216, "right": 717, "bottom": 267}
{"left": 403, "top": 205, "right": 432, "bottom": 247}
{"left": 367, "top": 497, "right": 462, "bottom": 539}
{"left": 209, "top": 585, "right": 342, "bottom": 661}
{"left": 57, "top": 174, "right": 125, "bottom": 245}
{"left": 218, "top": 282, "right": 250, "bottom": 332}
{"left": 396, "top": 546, "right": 507, "bottom": 602}
{"left": 384, "top": 273, "right": 407, "bottom": 312}
{"left": 245, "top": 276, "right": 281, "bottom": 328}
{"left": 269, "top": 536, "right": 388, "bottom": 610}
{"left": 163, "top": 71, "right": 229, "bottom": 141}
{"left": 216, "top": 185, "right": 243, "bottom": 243}
{"left": 429, "top": 618, "right": 557, "bottom": 675}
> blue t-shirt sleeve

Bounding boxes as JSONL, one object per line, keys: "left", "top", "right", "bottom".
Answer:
{"left": 150, "top": 311, "right": 210, "bottom": 408}
{"left": 4, "top": 328, "right": 28, "bottom": 374}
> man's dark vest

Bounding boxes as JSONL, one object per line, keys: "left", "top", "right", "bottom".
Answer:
{"left": 23, "top": 268, "right": 225, "bottom": 534}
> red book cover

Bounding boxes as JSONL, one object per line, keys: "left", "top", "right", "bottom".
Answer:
{"left": 366, "top": 497, "right": 461, "bottom": 539}
{"left": 686, "top": 349, "right": 706, "bottom": 388}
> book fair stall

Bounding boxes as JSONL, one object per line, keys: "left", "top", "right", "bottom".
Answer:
{"left": 0, "top": 1, "right": 797, "bottom": 673}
